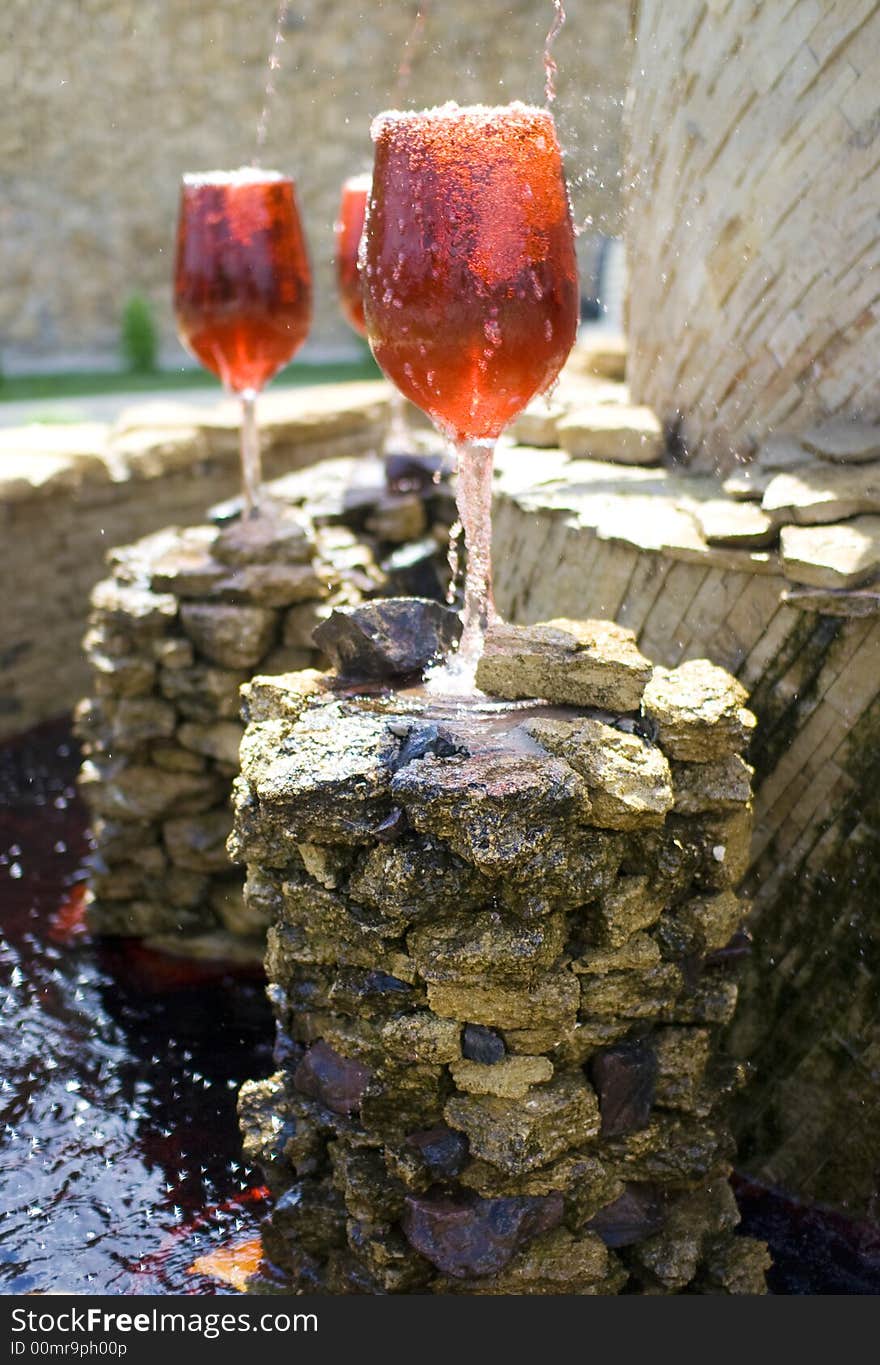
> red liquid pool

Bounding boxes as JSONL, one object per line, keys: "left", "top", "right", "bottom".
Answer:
{"left": 363, "top": 103, "right": 579, "bottom": 444}
{"left": 174, "top": 169, "right": 312, "bottom": 394}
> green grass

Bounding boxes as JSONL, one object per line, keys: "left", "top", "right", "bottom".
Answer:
{"left": 0, "top": 356, "right": 382, "bottom": 404}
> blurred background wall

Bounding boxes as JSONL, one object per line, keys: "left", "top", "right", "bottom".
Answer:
{"left": 0, "top": 0, "right": 629, "bottom": 371}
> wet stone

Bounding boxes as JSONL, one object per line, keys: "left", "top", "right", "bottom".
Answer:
{"left": 240, "top": 669, "right": 326, "bottom": 724}
{"left": 401, "top": 1127, "right": 470, "bottom": 1184}
{"left": 586, "top": 1184, "right": 668, "bottom": 1249}
{"left": 313, "top": 598, "right": 461, "bottom": 681}
{"left": 671, "top": 754, "right": 753, "bottom": 814}
{"left": 590, "top": 1042, "right": 658, "bottom": 1137}
{"left": 380, "top": 1012, "right": 461, "bottom": 1065}
{"left": 79, "top": 760, "right": 223, "bottom": 823}
{"left": 462, "top": 1024, "right": 507, "bottom": 1065}
{"left": 348, "top": 835, "right": 491, "bottom": 922}
{"left": 225, "top": 617, "right": 759, "bottom": 1293}
{"left": 445, "top": 1072, "right": 600, "bottom": 1176}
{"left": 241, "top": 708, "right": 402, "bottom": 845}
{"left": 525, "top": 716, "right": 673, "bottom": 830}
{"left": 89, "top": 579, "right": 178, "bottom": 633}
{"left": 454, "top": 1228, "right": 614, "bottom": 1294}
{"left": 91, "top": 651, "right": 156, "bottom": 699}
{"left": 391, "top": 750, "right": 590, "bottom": 877}
{"left": 460, "top": 1145, "right": 618, "bottom": 1208}
{"left": 428, "top": 970, "right": 579, "bottom": 1034}
{"left": 475, "top": 618, "right": 652, "bottom": 711}
{"left": 408, "top": 910, "right": 565, "bottom": 985}
{"left": 293, "top": 1041, "right": 372, "bottom": 1116}
{"left": 658, "top": 890, "right": 743, "bottom": 957}
{"left": 579, "top": 962, "right": 683, "bottom": 1020}
{"left": 642, "top": 660, "right": 756, "bottom": 762}
{"left": 498, "top": 826, "right": 625, "bottom": 918}
{"left": 653, "top": 1028, "right": 712, "bottom": 1114}
{"left": 179, "top": 602, "right": 277, "bottom": 670}
{"left": 149, "top": 542, "right": 228, "bottom": 598}
{"left": 360, "top": 1062, "right": 447, "bottom": 1137}
{"left": 364, "top": 493, "right": 428, "bottom": 543}
{"left": 593, "top": 875, "right": 666, "bottom": 949}
{"left": 401, "top": 1192, "right": 563, "bottom": 1279}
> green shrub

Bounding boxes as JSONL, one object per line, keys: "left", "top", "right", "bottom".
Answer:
{"left": 120, "top": 292, "right": 158, "bottom": 373}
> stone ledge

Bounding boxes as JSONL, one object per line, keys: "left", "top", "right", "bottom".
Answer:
{"left": 0, "top": 382, "right": 391, "bottom": 508}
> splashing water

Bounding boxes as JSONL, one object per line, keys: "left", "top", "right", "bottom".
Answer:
{"left": 544, "top": 0, "right": 566, "bottom": 105}
{"left": 426, "top": 440, "right": 495, "bottom": 696}
{"left": 256, "top": 3, "right": 291, "bottom": 156}
{"left": 393, "top": 4, "right": 430, "bottom": 106}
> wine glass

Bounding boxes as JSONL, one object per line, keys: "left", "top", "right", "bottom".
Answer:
{"left": 362, "top": 102, "right": 579, "bottom": 679}
{"left": 335, "top": 172, "right": 417, "bottom": 487}
{"left": 335, "top": 173, "right": 371, "bottom": 338}
{"left": 173, "top": 168, "right": 313, "bottom": 517}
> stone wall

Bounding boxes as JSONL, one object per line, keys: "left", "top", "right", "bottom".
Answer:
{"left": 0, "top": 382, "right": 389, "bottom": 737}
{"left": 2, "top": 0, "right": 629, "bottom": 367}
{"left": 74, "top": 451, "right": 455, "bottom": 951}
{"left": 234, "top": 627, "right": 768, "bottom": 1293}
{"left": 492, "top": 364, "right": 880, "bottom": 1218}
{"left": 625, "top": 0, "right": 880, "bottom": 466}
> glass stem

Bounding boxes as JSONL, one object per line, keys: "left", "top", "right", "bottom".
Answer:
{"left": 240, "top": 389, "right": 261, "bottom": 517}
{"left": 454, "top": 438, "right": 496, "bottom": 674}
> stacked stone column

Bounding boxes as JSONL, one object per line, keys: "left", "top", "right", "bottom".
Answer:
{"left": 75, "top": 457, "right": 454, "bottom": 948}
{"left": 236, "top": 618, "right": 770, "bottom": 1293}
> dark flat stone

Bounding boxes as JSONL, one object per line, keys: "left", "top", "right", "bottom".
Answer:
{"left": 402, "top": 1191, "right": 563, "bottom": 1278}
{"left": 590, "top": 1041, "right": 657, "bottom": 1136}
{"left": 312, "top": 598, "right": 462, "bottom": 681}
{"left": 462, "top": 1024, "right": 507, "bottom": 1065}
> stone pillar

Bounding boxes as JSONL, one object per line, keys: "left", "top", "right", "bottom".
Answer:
{"left": 625, "top": 1, "right": 880, "bottom": 466}
{"left": 75, "top": 456, "right": 454, "bottom": 951}
{"left": 236, "top": 618, "right": 769, "bottom": 1294}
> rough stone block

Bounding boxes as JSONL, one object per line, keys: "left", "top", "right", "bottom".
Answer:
{"left": 671, "top": 754, "right": 753, "bottom": 814}
{"left": 780, "top": 517, "right": 880, "bottom": 589}
{"left": 557, "top": 404, "right": 663, "bottom": 465}
{"left": 450, "top": 1056, "right": 554, "bottom": 1099}
{"left": 408, "top": 910, "right": 565, "bottom": 985}
{"left": 445, "top": 1072, "right": 600, "bottom": 1175}
{"left": 525, "top": 716, "right": 673, "bottom": 829}
{"left": 475, "top": 618, "right": 652, "bottom": 711}
{"left": 380, "top": 1013, "right": 461, "bottom": 1065}
{"left": 643, "top": 660, "right": 756, "bottom": 761}
{"left": 179, "top": 602, "right": 277, "bottom": 670}
{"left": 392, "top": 748, "right": 589, "bottom": 877}
{"left": 428, "top": 970, "right": 579, "bottom": 1033}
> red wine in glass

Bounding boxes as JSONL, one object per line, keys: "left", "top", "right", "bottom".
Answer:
{"left": 335, "top": 174, "right": 370, "bottom": 338}
{"left": 363, "top": 102, "right": 579, "bottom": 678}
{"left": 174, "top": 168, "right": 313, "bottom": 515}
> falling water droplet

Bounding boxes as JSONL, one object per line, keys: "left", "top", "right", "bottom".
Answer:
{"left": 543, "top": 1, "right": 566, "bottom": 105}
